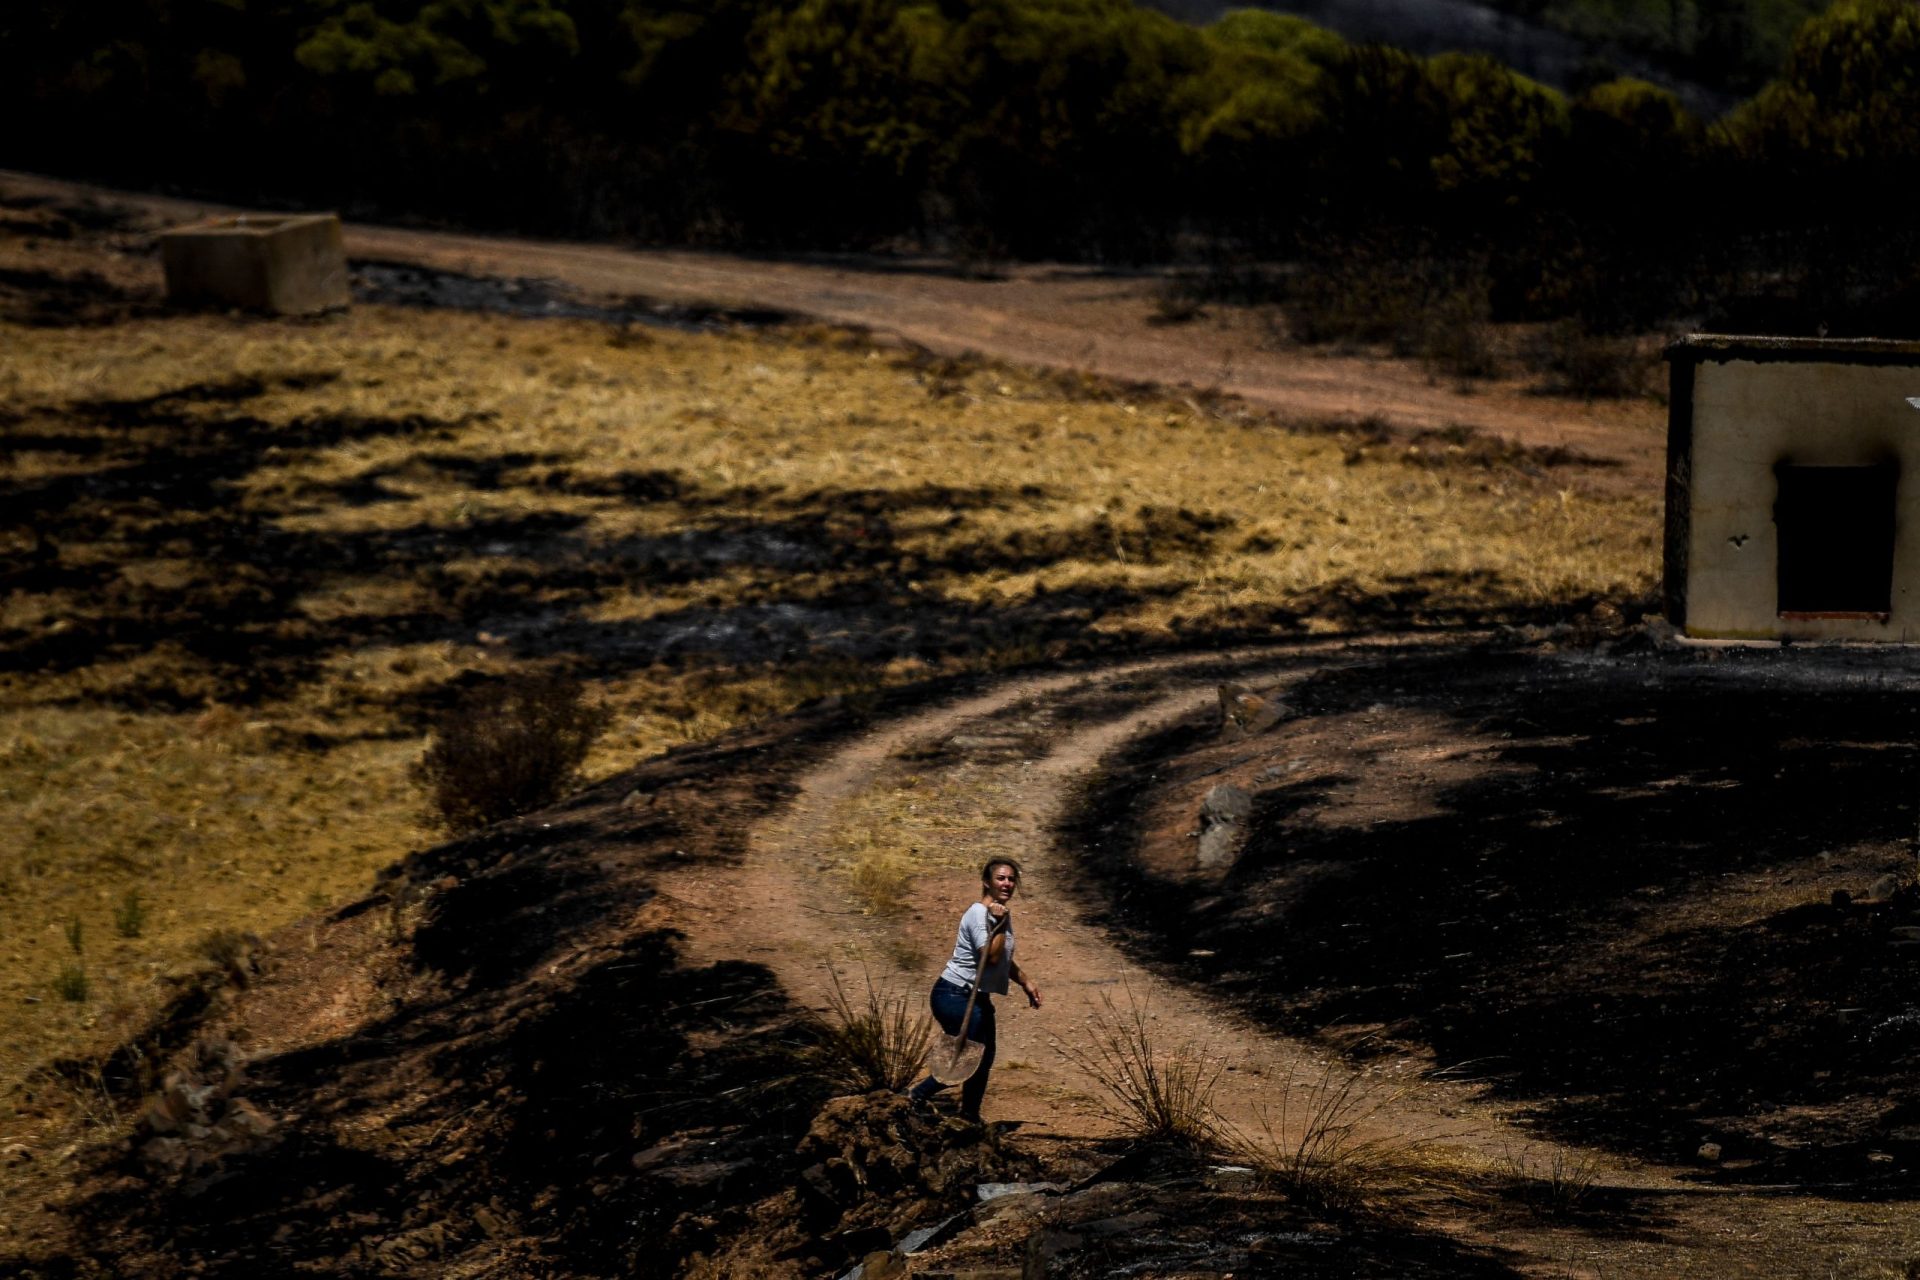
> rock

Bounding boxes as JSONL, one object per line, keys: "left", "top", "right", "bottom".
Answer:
{"left": 1867, "top": 874, "right": 1904, "bottom": 902}
{"left": 858, "top": 1249, "right": 908, "bottom": 1280}
{"left": 1207, "top": 1164, "right": 1257, "bottom": 1189}
{"left": 977, "top": 1181, "right": 1064, "bottom": 1202}
{"left": 140, "top": 1137, "right": 189, "bottom": 1174}
{"left": 1197, "top": 783, "right": 1253, "bottom": 870}
{"left": 899, "top": 1212, "right": 969, "bottom": 1254}
{"left": 1696, "top": 1142, "right": 1722, "bottom": 1163}
{"left": 1217, "top": 684, "right": 1289, "bottom": 739}
{"left": 1023, "top": 1228, "right": 1085, "bottom": 1280}
{"left": 1197, "top": 825, "right": 1241, "bottom": 869}
{"left": 219, "top": 1097, "right": 276, "bottom": 1140}
{"left": 1202, "top": 783, "right": 1253, "bottom": 825}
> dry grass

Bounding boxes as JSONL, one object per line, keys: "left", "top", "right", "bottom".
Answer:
{"left": 1229, "top": 1054, "right": 1460, "bottom": 1214}
{"left": 1056, "top": 988, "right": 1226, "bottom": 1147}
{"left": 0, "top": 240, "right": 1658, "bottom": 1131}
{"left": 814, "top": 773, "right": 1001, "bottom": 918}
{"left": 1493, "top": 1141, "right": 1605, "bottom": 1215}
{"left": 804, "top": 968, "right": 934, "bottom": 1094}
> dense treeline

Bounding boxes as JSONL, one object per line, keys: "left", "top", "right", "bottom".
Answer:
{"left": 6, "top": 0, "right": 1920, "bottom": 331}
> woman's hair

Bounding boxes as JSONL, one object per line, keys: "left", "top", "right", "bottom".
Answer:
{"left": 980, "top": 857, "right": 1022, "bottom": 886}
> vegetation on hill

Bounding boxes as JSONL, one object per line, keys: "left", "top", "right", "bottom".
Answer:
{"left": 5, "top": 0, "right": 1920, "bottom": 334}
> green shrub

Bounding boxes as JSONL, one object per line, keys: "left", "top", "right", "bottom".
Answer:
{"left": 412, "top": 671, "right": 612, "bottom": 835}
{"left": 63, "top": 916, "right": 83, "bottom": 955}
{"left": 114, "top": 887, "right": 148, "bottom": 939}
{"left": 52, "top": 964, "right": 89, "bottom": 1003}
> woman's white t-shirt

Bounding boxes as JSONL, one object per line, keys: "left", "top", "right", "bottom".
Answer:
{"left": 940, "top": 902, "right": 1012, "bottom": 994}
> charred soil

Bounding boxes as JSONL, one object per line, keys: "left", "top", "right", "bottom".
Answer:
{"left": 1069, "top": 638, "right": 1920, "bottom": 1190}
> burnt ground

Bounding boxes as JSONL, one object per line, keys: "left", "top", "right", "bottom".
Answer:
{"left": 1068, "top": 638, "right": 1920, "bottom": 1190}
{"left": 2, "top": 690, "right": 1030, "bottom": 1280}
{"left": 2, "top": 680, "right": 1536, "bottom": 1280}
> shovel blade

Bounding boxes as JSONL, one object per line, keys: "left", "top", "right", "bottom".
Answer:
{"left": 925, "top": 1033, "right": 986, "bottom": 1085}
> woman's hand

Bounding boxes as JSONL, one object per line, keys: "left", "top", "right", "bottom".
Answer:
{"left": 986, "top": 901, "right": 1008, "bottom": 921}
{"left": 1023, "top": 981, "right": 1042, "bottom": 1009}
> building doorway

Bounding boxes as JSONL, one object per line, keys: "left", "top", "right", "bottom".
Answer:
{"left": 1774, "top": 463, "right": 1898, "bottom": 618}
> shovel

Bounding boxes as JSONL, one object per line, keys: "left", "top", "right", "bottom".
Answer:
{"left": 922, "top": 916, "right": 1003, "bottom": 1085}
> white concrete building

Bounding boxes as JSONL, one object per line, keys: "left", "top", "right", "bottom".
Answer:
{"left": 1666, "top": 335, "right": 1920, "bottom": 641}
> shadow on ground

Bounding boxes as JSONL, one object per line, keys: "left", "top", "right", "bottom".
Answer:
{"left": 1069, "top": 643, "right": 1920, "bottom": 1190}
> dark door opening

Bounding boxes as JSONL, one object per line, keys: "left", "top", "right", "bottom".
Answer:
{"left": 1774, "top": 463, "right": 1898, "bottom": 618}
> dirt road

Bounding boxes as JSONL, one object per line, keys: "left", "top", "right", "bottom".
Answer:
{"left": 0, "top": 168, "right": 1667, "bottom": 495}
{"left": 668, "top": 642, "right": 1920, "bottom": 1279}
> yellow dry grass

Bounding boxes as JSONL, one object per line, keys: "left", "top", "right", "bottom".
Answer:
{"left": 0, "top": 298, "right": 1659, "bottom": 1101}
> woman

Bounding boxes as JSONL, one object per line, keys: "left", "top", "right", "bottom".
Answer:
{"left": 907, "top": 858, "right": 1043, "bottom": 1122}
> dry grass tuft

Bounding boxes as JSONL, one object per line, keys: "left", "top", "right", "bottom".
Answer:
{"left": 1493, "top": 1141, "right": 1605, "bottom": 1215}
{"left": 805, "top": 968, "right": 934, "bottom": 1094}
{"left": 50, "top": 964, "right": 89, "bottom": 1004}
{"left": 1229, "top": 1055, "right": 1452, "bottom": 1214}
{"left": 1057, "top": 988, "right": 1225, "bottom": 1147}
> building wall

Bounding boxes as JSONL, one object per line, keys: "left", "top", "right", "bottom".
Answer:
{"left": 1676, "top": 345, "right": 1920, "bottom": 640}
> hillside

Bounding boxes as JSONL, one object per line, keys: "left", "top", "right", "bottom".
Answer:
{"left": 5, "top": 175, "right": 1920, "bottom": 1280}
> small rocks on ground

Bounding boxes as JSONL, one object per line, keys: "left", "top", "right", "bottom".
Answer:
{"left": 1217, "top": 683, "right": 1289, "bottom": 739}
{"left": 1866, "top": 874, "right": 1904, "bottom": 902}
{"left": 1197, "top": 782, "right": 1253, "bottom": 870}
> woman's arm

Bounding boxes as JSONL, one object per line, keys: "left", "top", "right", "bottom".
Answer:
{"left": 983, "top": 902, "right": 1009, "bottom": 965}
{"left": 1010, "top": 961, "right": 1042, "bottom": 1008}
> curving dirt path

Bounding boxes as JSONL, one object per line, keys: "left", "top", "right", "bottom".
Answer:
{"left": 669, "top": 639, "right": 1920, "bottom": 1279}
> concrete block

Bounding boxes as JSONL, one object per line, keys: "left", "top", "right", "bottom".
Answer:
{"left": 159, "top": 213, "right": 349, "bottom": 315}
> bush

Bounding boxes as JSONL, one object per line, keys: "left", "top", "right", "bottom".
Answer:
{"left": 1528, "top": 320, "right": 1649, "bottom": 399}
{"left": 413, "top": 672, "right": 612, "bottom": 835}
{"left": 52, "top": 963, "right": 89, "bottom": 1003}
{"left": 1493, "top": 1142, "right": 1603, "bottom": 1215}
{"left": 197, "top": 927, "right": 255, "bottom": 977}
{"left": 1287, "top": 246, "right": 1496, "bottom": 383}
{"left": 1059, "top": 988, "right": 1224, "bottom": 1147}
{"left": 1229, "top": 1055, "right": 1440, "bottom": 1213}
{"left": 806, "top": 969, "right": 933, "bottom": 1093}
{"left": 114, "top": 887, "right": 148, "bottom": 938}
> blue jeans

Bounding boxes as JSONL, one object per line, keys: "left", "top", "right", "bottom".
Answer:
{"left": 909, "top": 978, "right": 996, "bottom": 1120}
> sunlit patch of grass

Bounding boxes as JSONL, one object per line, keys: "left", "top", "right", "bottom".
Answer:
{"left": 814, "top": 775, "right": 1002, "bottom": 916}
{"left": 0, "top": 702, "right": 421, "bottom": 1092}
